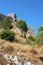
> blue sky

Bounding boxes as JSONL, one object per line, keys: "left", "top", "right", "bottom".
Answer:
{"left": 0, "top": 0, "right": 43, "bottom": 34}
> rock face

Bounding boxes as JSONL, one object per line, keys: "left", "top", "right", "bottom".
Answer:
{"left": 27, "top": 27, "right": 34, "bottom": 35}
{"left": 7, "top": 13, "right": 16, "bottom": 19}
{"left": 7, "top": 13, "right": 17, "bottom": 24}
{"left": 7, "top": 13, "right": 34, "bottom": 37}
{"left": 26, "top": 27, "right": 34, "bottom": 38}
{"left": 0, "top": 12, "right": 34, "bottom": 38}
{"left": 0, "top": 55, "right": 8, "bottom": 65}
{"left": 0, "top": 51, "right": 34, "bottom": 65}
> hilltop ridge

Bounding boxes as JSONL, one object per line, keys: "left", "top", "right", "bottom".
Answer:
{"left": 0, "top": 13, "right": 34, "bottom": 39}
{"left": 0, "top": 13, "right": 43, "bottom": 65}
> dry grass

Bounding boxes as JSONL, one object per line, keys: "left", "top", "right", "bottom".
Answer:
{"left": 0, "top": 39, "right": 43, "bottom": 65}
{"left": 0, "top": 39, "right": 38, "bottom": 59}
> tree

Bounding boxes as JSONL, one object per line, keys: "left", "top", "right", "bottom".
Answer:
{"left": 28, "top": 35, "right": 35, "bottom": 41}
{"left": 35, "top": 31, "right": 43, "bottom": 45}
{"left": 38, "top": 25, "right": 43, "bottom": 32}
{"left": 0, "top": 30, "right": 15, "bottom": 42}
{"left": 16, "top": 19, "right": 28, "bottom": 32}
{"left": 2, "top": 17, "right": 13, "bottom": 30}
{"left": 35, "top": 25, "right": 43, "bottom": 45}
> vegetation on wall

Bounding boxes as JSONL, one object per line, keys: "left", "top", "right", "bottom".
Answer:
{"left": 2, "top": 17, "right": 13, "bottom": 30}
{"left": 16, "top": 19, "right": 28, "bottom": 32}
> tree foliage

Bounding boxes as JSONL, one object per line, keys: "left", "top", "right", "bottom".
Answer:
{"left": 0, "top": 30, "right": 15, "bottom": 42}
{"left": 35, "top": 31, "right": 43, "bottom": 45}
{"left": 2, "top": 17, "right": 13, "bottom": 30}
{"left": 38, "top": 25, "right": 43, "bottom": 32}
{"left": 16, "top": 19, "right": 28, "bottom": 32}
{"left": 28, "top": 35, "right": 35, "bottom": 41}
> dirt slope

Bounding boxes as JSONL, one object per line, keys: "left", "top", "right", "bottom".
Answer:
{"left": 0, "top": 39, "right": 43, "bottom": 65}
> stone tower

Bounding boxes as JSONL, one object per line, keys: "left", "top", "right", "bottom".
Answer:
{"left": 27, "top": 27, "right": 34, "bottom": 35}
{"left": 7, "top": 13, "right": 17, "bottom": 24}
{"left": 26, "top": 27, "right": 34, "bottom": 38}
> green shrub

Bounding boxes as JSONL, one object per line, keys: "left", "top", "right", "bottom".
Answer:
{"left": 35, "top": 31, "right": 43, "bottom": 45}
{"left": 28, "top": 35, "right": 35, "bottom": 41}
{"left": 16, "top": 19, "right": 28, "bottom": 32}
{"left": 2, "top": 17, "right": 13, "bottom": 30}
{"left": 38, "top": 25, "right": 43, "bottom": 32}
{"left": 0, "top": 30, "right": 15, "bottom": 42}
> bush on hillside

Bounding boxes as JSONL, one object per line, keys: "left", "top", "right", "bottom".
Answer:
{"left": 16, "top": 19, "right": 28, "bottom": 32}
{"left": 34, "top": 25, "right": 43, "bottom": 46}
{"left": 35, "top": 31, "right": 43, "bottom": 45}
{"left": 0, "top": 30, "right": 15, "bottom": 42}
{"left": 2, "top": 17, "right": 13, "bottom": 30}
{"left": 38, "top": 25, "right": 43, "bottom": 32}
{"left": 28, "top": 35, "right": 35, "bottom": 41}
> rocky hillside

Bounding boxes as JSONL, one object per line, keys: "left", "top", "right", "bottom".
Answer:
{"left": 0, "top": 13, "right": 34, "bottom": 38}
{"left": 0, "top": 39, "right": 43, "bottom": 65}
{"left": 0, "top": 13, "right": 43, "bottom": 65}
